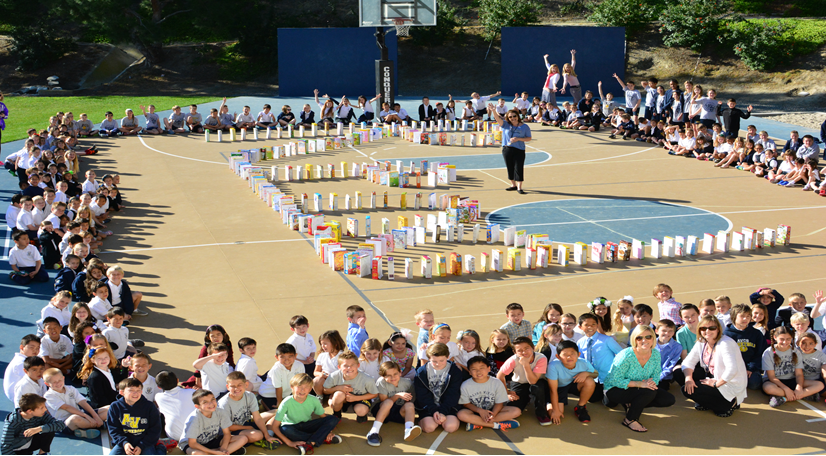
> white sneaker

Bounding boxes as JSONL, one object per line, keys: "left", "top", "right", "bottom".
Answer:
{"left": 404, "top": 425, "right": 422, "bottom": 441}
{"left": 803, "top": 184, "right": 812, "bottom": 191}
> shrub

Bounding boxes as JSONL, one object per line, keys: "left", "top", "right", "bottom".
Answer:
{"left": 410, "top": 0, "right": 469, "bottom": 46}
{"left": 659, "top": 0, "right": 731, "bottom": 51}
{"left": 724, "top": 19, "right": 792, "bottom": 70}
{"left": 478, "top": 0, "right": 542, "bottom": 40}
{"left": 9, "top": 26, "right": 75, "bottom": 71}
{"left": 587, "top": 0, "right": 663, "bottom": 34}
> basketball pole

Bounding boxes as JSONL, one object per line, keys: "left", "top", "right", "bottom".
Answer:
{"left": 375, "top": 26, "right": 395, "bottom": 110}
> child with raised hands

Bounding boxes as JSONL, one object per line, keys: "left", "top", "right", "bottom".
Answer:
{"left": 366, "top": 361, "right": 421, "bottom": 447}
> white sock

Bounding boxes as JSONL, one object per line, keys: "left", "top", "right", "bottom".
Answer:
{"left": 405, "top": 421, "right": 414, "bottom": 429}
{"left": 493, "top": 422, "right": 500, "bottom": 430}
{"left": 369, "top": 422, "right": 382, "bottom": 435}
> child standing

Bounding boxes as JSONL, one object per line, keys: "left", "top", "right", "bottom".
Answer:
{"left": 1, "top": 394, "right": 65, "bottom": 455}
{"left": 459, "top": 356, "right": 521, "bottom": 432}
{"left": 260, "top": 343, "right": 305, "bottom": 410}
{"left": 323, "top": 352, "right": 379, "bottom": 422}
{"left": 414, "top": 344, "right": 462, "bottom": 434}
{"left": 270, "top": 374, "right": 342, "bottom": 455}
{"left": 107, "top": 378, "right": 165, "bottom": 455}
{"left": 367, "top": 361, "right": 421, "bottom": 446}
{"left": 654, "top": 319, "right": 682, "bottom": 389}
{"left": 496, "top": 337, "right": 550, "bottom": 426}
{"left": 346, "top": 305, "right": 369, "bottom": 356}
{"left": 312, "top": 330, "right": 345, "bottom": 397}
{"left": 723, "top": 304, "right": 768, "bottom": 390}
{"left": 285, "top": 315, "right": 316, "bottom": 377}
{"left": 381, "top": 332, "right": 416, "bottom": 379}
{"left": 546, "top": 340, "right": 596, "bottom": 425}
{"left": 655, "top": 283, "right": 683, "bottom": 326}
{"left": 576, "top": 313, "right": 622, "bottom": 402}
{"left": 415, "top": 309, "right": 435, "bottom": 363}
{"left": 500, "top": 303, "right": 532, "bottom": 343}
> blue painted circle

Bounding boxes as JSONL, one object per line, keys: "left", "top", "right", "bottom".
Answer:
{"left": 486, "top": 199, "right": 732, "bottom": 245}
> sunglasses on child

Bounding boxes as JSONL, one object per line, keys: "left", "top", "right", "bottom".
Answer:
{"left": 635, "top": 335, "right": 654, "bottom": 341}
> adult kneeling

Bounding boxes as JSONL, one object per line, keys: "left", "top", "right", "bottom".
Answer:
{"left": 603, "top": 325, "right": 675, "bottom": 432}
{"left": 681, "top": 315, "right": 747, "bottom": 417}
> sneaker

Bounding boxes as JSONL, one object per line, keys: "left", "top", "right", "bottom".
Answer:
{"left": 497, "top": 420, "right": 519, "bottom": 431}
{"left": 297, "top": 444, "right": 314, "bottom": 455}
{"left": 53, "top": 263, "right": 62, "bottom": 270}
{"left": 131, "top": 309, "right": 149, "bottom": 316}
{"left": 230, "top": 448, "right": 246, "bottom": 455}
{"left": 166, "top": 129, "right": 175, "bottom": 135}
{"left": 332, "top": 410, "right": 342, "bottom": 419}
{"left": 777, "top": 181, "right": 788, "bottom": 186}
{"left": 769, "top": 396, "right": 787, "bottom": 408}
{"left": 253, "top": 438, "right": 281, "bottom": 450}
{"left": 404, "top": 425, "right": 422, "bottom": 441}
{"left": 694, "top": 403, "right": 709, "bottom": 411}
{"left": 159, "top": 438, "right": 178, "bottom": 450}
{"left": 609, "top": 134, "right": 616, "bottom": 139}
{"left": 803, "top": 184, "right": 812, "bottom": 191}
{"left": 8, "top": 169, "right": 16, "bottom": 176}
{"left": 784, "top": 181, "right": 797, "bottom": 187}
{"left": 465, "top": 423, "right": 483, "bottom": 432}
{"left": 324, "top": 434, "right": 342, "bottom": 445}
{"left": 74, "top": 429, "right": 100, "bottom": 439}
{"left": 537, "top": 415, "right": 552, "bottom": 426}
{"left": 574, "top": 405, "right": 591, "bottom": 423}
{"left": 715, "top": 409, "right": 734, "bottom": 418}
{"left": 129, "top": 339, "right": 145, "bottom": 348}
{"left": 668, "top": 151, "right": 676, "bottom": 155}
{"left": 366, "top": 433, "right": 382, "bottom": 447}
{"left": 356, "top": 414, "right": 368, "bottom": 424}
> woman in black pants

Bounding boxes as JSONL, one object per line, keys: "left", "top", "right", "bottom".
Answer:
{"left": 603, "top": 325, "right": 676, "bottom": 432}
{"left": 490, "top": 104, "right": 531, "bottom": 194}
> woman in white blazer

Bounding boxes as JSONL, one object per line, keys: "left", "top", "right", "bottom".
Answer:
{"left": 681, "top": 315, "right": 748, "bottom": 417}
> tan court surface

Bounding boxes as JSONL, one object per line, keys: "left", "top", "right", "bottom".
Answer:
{"left": 93, "top": 125, "right": 826, "bottom": 454}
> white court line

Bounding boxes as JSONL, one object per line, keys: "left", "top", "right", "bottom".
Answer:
{"left": 100, "top": 427, "right": 111, "bottom": 455}
{"left": 798, "top": 399, "right": 826, "bottom": 422}
{"left": 348, "top": 145, "right": 369, "bottom": 157}
{"left": 0, "top": 227, "right": 11, "bottom": 261}
{"left": 557, "top": 206, "right": 634, "bottom": 239}
{"left": 480, "top": 170, "right": 511, "bottom": 185}
{"left": 371, "top": 151, "right": 378, "bottom": 155}
{"left": 803, "top": 226, "right": 826, "bottom": 237}
{"left": 527, "top": 146, "right": 656, "bottom": 168}
{"left": 426, "top": 430, "right": 449, "bottom": 455}
{"left": 100, "top": 238, "right": 306, "bottom": 253}
{"left": 137, "top": 135, "right": 225, "bottom": 164}
{"left": 383, "top": 147, "right": 396, "bottom": 150}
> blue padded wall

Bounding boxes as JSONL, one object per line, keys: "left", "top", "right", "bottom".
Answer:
{"left": 278, "top": 28, "right": 398, "bottom": 97}
{"left": 500, "top": 26, "right": 626, "bottom": 99}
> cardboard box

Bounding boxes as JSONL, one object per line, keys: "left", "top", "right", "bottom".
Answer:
{"left": 605, "top": 242, "right": 618, "bottom": 262}
{"left": 591, "top": 242, "right": 605, "bottom": 264}
{"left": 557, "top": 245, "right": 569, "bottom": 267}
{"left": 650, "top": 239, "right": 661, "bottom": 259}
{"left": 777, "top": 225, "right": 790, "bottom": 246}
{"left": 492, "top": 249, "right": 504, "bottom": 272}
{"left": 663, "top": 237, "right": 675, "bottom": 258}
{"left": 574, "top": 242, "right": 589, "bottom": 265}
{"left": 421, "top": 255, "right": 432, "bottom": 278}
{"left": 507, "top": 248, "right": 522, "bottom": 271}
{"left": 449, "top": 253, "right": 463, "bottom": 276}
{"left": 675, "top": 236, "right": 686, "bottom": 257}
{"left": 716, "top": 231, "right": 729, "bottom": 252}
{"left": 702, "top": 233, "right": 715, "bottom": 254}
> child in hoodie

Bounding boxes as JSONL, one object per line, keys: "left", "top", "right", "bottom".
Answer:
{"left": 106, "top": 378, "right": 165, "bottom": 455}
{"left": 723, "top": 304, "right": 767, "bottom": 390}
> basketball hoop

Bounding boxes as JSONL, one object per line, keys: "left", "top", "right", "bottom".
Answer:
{"left": 393, "top": 18, "right": 412, "bottom": 37}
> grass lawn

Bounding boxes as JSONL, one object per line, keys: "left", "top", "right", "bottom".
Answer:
{"left": 1, "top": 95, "right": 218, "bottom": 144}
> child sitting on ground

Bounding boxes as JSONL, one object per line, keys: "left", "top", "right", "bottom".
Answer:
{"left": 13, "top": 357, "right": 47, "bottom": 409}
{"left": 234, "top": 337, "right": 262, "bottom": 393}
{"left": 4, "top": 335, "right": 40, "bottom": 402}
{"left": 155, "top": 371, "right": 195, "bottom": 446}
{"left": 43, "top": 368, "right": 103, "bottom": 438}
{"left": 496, "top": 337, "right": 550, "bottom": 426}
{"left": 459, "top": 356, "right": 521, "bottom": 432}
{"left": 546, "top": 340, "right": 596, "bottom": 425}
{"left": 366, "top": 361, "right": 421, "bottom": 447}
{"left": 654, "top": 319, "right": 682, "bottom": 389}
{"left": 180, "top": 389, "right": 247, "bottom": 455}
{"left": 270, "top": 374, "right": 342, "bottom": 455}
{"left": 39, "top": 317, "right": 73, "bottom": 376}
{"left": 414, "top": 343, "right": 462, "bottom": 434}
{"left": 127, "top": 353, "right": 158, "bottom": 402}
{"left": 218, "top": 371, "right": 279, "bottom": 450}
{"left": 260, "top": 343, "right": 305, "bottom": 410}
{"left": 107, "top": 378, "right": 165, "bottom": 455}
{"left": 193, "top": 343, "right": 234, "bottom": 400}
{"left": 1, "top": 394, "right": 66, "bottom": 455}
{"left": 323, "top": 351, "right": 378, "bottom": 422}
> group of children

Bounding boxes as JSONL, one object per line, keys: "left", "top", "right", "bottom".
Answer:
{"left": 6, "top": 281, "right": 825, "bottom": 454}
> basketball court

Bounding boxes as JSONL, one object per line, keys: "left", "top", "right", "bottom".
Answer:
{"left": 1, "top": 1, "right": 825, "bottom": 453}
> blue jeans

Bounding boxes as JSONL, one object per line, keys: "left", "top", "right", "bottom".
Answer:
{"left": 280, "top": 415, "right": 340, "bottom": 447}
{"left": 110, "top": 442, "right": 167, "bottom": 455}
{"left": 11, "top": 266, "right": 49, "bottom": 285}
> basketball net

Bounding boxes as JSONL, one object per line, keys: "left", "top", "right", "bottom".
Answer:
{"left": 393, "top": 18, "right": 411, "bottom": 37}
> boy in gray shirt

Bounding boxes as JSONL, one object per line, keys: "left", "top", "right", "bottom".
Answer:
{"left": 139, "top": 105, "right": 161, "bottom": 135}
{"left": 164, "top": 106, "right": 187, "bottom": 134}
{"left": 457, "top": 356, "right": 521, "bottom": 431}
{"left": 186, "top": 104, "right": 204, "bottom": 133}
{"left": 99, "top": 112, "right": 119, "bottom": 137}
{"left": 323, "top": 352, "right": 378, "bottom": 423}
{"left": 180, "top": 389, "right": 246, "bottom": 454}
{"left": 367, "top": 361, "right": 421, "bottom": 447}
{"left": 74, "top": 114, "right": 96, "bottom": 137}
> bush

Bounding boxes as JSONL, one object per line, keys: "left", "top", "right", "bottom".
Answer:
{"left": 410, "top": 0, "right": 469, "bottom": 46}
{"left": 659, "top": 0, "right": 731, "bottom": 51}
{"left": 721, "top": 19, "right": 824, "bottom": 71}
{"left": 9, "top": 26, "right": 75, "bottom": 71}
{"left": 478, "top": 0, "right": 542, "bottom": 40}
{"left": 587, "top": 0, "right": 663, "bottom": 34}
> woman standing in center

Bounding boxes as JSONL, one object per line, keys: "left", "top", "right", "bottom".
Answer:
{"left": 603, "top": 325, "right": 676, "bottom": 432}
{"left": 490, "top": 104, "right": 531, "bottom": 194}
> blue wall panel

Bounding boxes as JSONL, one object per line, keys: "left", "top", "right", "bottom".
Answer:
{"left": 500, "top": 27, "right": 626, "bottom": 100}
{"left": 278, "top": 28, "right": 398, "bottom": 97}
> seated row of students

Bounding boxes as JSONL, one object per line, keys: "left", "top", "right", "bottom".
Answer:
{"left": 4, "top": 281, "right": 825, "bottom": 455}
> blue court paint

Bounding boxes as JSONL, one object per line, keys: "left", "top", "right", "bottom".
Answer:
{"left": 486, "top": 199, "right": 732, "bottom": 245}
{"left": 376, "top": 151, "right": 550, "bottom": 170}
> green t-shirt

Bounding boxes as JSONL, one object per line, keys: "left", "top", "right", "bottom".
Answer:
{"left": 676, "top": 326, "right": 696, "bottom": 353}
{"left": 274, "top": 395, "right": 324, "bottom": 426}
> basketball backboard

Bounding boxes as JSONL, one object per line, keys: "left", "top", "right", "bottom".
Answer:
{"left": 359, "top": 0, "right": 437, "bottom": 27}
